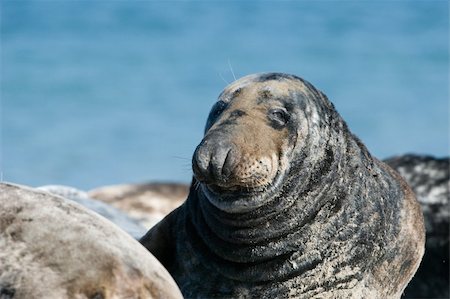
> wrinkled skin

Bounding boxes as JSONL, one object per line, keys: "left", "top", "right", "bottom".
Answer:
{"left": 141, "top": 73, "right": 425, "bottom": 298}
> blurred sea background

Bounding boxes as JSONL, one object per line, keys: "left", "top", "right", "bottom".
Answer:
{"left": 1, "top": 1, "right": 448, "bottom": 190}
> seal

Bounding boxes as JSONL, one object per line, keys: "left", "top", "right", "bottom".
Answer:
{"left": 0, "top": 182, "right": 183, "bottom": 299}
{"left": 37, "top": 184, "right": 147, "bottom": 239}
{"left": 140, "top": 73, "right": 425, "bottom": 298}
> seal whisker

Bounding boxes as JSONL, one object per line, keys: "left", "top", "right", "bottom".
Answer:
{"left": 171, "top": 155, "right": 191, "bottom": 161}
{"left": 218, "top": 72, "right": 229, "bottom": 85}
{"left": 228, "top": 59, "right": 237, "bottom": 81}
{"left": 194, "top": 180, "right": 201, "bottom": 191}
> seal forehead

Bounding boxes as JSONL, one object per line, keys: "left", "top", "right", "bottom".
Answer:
{"left": 220, "top": 73, "right": 309, "bottom": 103}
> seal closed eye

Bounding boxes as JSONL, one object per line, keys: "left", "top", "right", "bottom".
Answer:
{"left": 268, "top": 107, "right": 290, "bottom": 129}
{"left": 205, "top": 100, "right": 228, "bottom": 132}
{"left": 141, "top": 72, "right": 425, "bottom": 298}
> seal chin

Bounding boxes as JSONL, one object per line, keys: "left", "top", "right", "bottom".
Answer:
{"left": 199, "top": 168, "right": 286, "bottom": 213}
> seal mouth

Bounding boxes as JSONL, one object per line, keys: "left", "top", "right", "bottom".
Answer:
{"left": 200, "top": 167, "right": 286, "bottom": 213}
{"left": 204, "top": 184, "right": 266, "bottom": 200}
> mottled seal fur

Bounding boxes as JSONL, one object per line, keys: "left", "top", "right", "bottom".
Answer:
{"left": 37, "top": 185, "right": 147, "bottom": 239}
{"left": 141, "top": 73, "right": 425, "bottom": 298}
{"left": 0, "top": 183, "right": 182, "bottom": 299}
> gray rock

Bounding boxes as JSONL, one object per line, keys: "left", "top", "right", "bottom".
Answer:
{"left": 385, "top": 154, "right": 449, "bottom": 299}
{"left": 88, "top": 183, "right": 187, "bottom": 230}
{"left": 0, "top": 182, "right": 183, "bottom": 299}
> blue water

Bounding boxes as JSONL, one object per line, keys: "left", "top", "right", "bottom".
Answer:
{"left": 1, "top": 1, "right": 448, "bottom": 190}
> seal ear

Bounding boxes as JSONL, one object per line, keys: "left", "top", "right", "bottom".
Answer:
{"left": 140, "top": 208, "right": 180, "bottom": 269}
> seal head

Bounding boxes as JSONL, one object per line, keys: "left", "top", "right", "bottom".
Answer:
{"left": 192, "top": 73, "right": 334, "bottom": 213}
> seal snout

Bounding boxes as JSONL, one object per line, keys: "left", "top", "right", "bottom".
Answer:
{"left": 192, "top": 137, "right": 239, "bottom": 187}
{"left": 192, "top": 131, "right": 279, "bottom": 192}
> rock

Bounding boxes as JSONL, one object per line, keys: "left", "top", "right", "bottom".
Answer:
{"left": 0, "top": 182, "right": 183, "bottom": 299}
{"left": 88, "top": 183, "right": 188, "bottom": 229}
{"left": 37, "top": 185, "right": 147, "bottom": 239}
{"left": 384, "top": 154, "right": 449, "bottom": 299}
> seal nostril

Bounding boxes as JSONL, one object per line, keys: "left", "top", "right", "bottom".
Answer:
{"left": 222, "top": 147, "right": 235, "bottom": 178}
{"left": 208, "top": 145, "right": 232, "bottom": 183}
{"left": 193, "top": 134, "right": 239, "bottom": 186}
{"left": 192, "top": 144, "right": 212, "bottom": 182}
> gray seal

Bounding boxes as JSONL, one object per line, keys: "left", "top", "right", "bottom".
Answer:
{"left": 0, "top": 182, "right": 183, "bottom": 299}
{"left": 141, "top": 73, "right": 425, "bottom": 298}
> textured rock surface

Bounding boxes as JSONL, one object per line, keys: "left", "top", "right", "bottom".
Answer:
{"left": 0, "top": 183, "right": 183, "bottom": 299}
{"left": 385, "top": 155, "right": 449, "bottom": 299}
{"left": 37, "top": 185, "right": 147, "bottom": 239}
{"left": 89, "top": 183, "right": 187, "bottom": 229}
